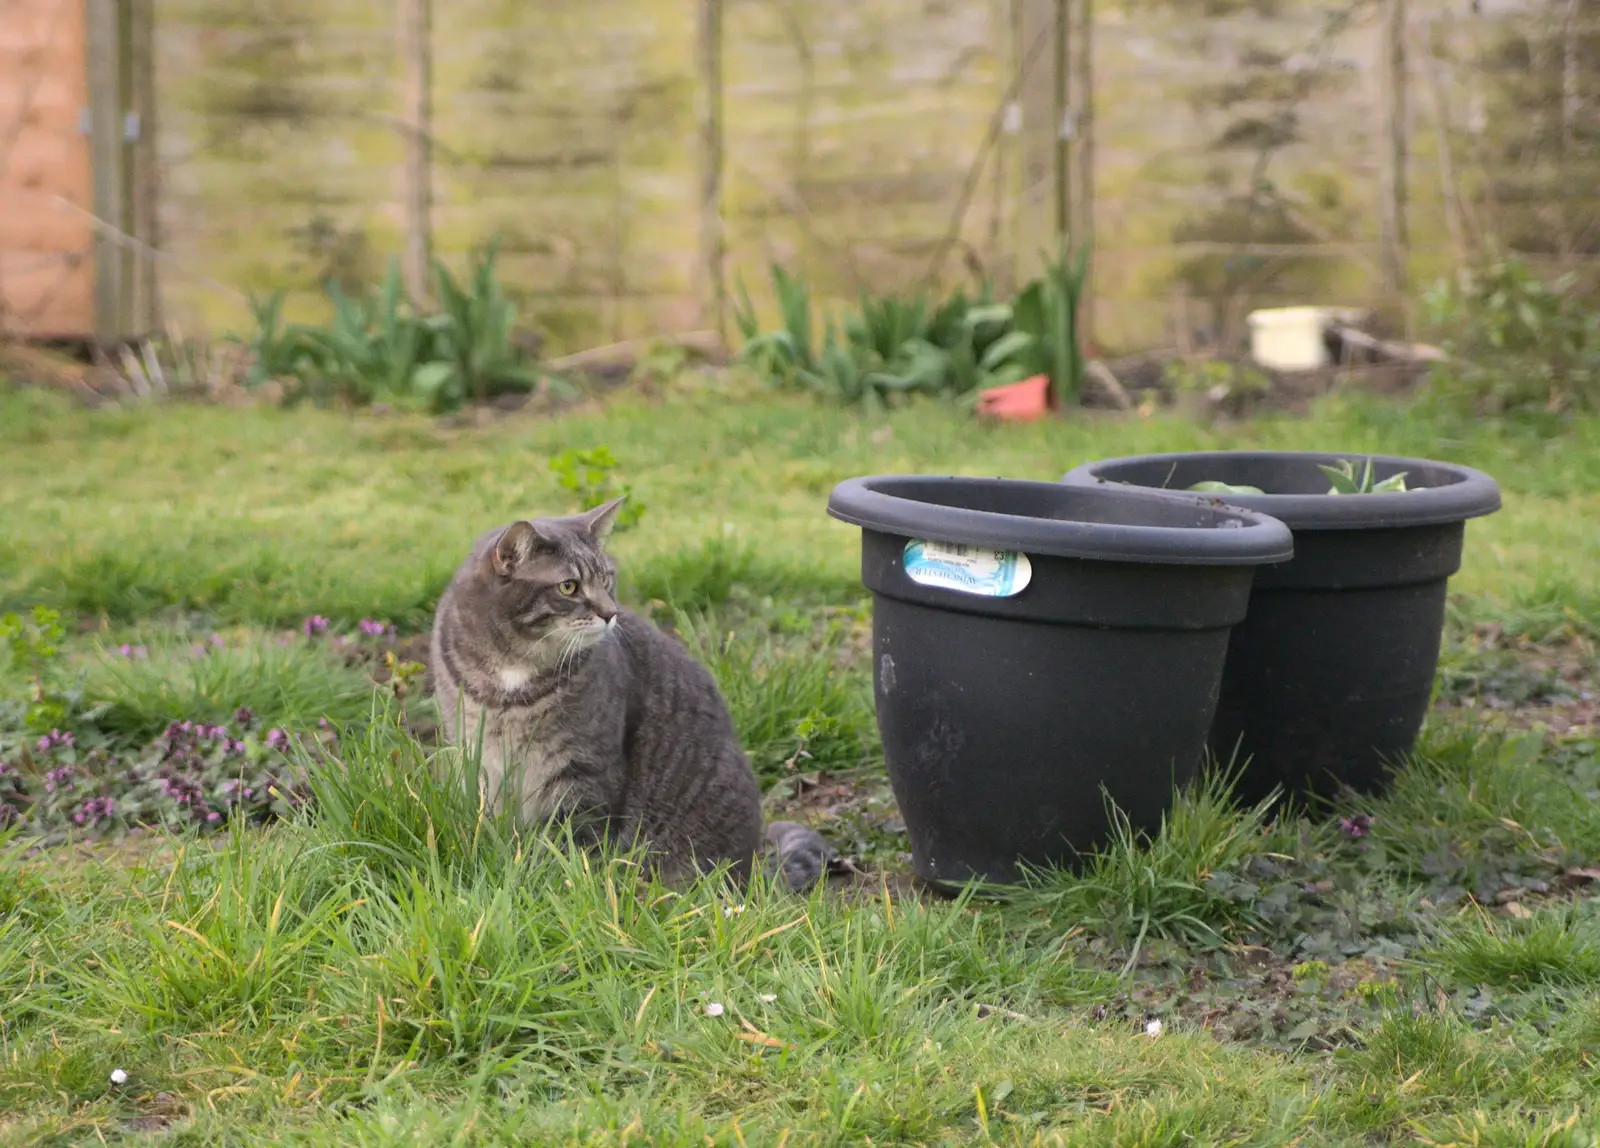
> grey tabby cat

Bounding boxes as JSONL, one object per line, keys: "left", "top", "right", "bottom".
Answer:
{"left": 430, "top": 496, "right": 832, "bottom": 890}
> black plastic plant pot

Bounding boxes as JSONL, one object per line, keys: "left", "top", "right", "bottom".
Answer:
{"left": 825, "top": 475, "right": 1294, "bottom": 888}
{"left": 1061, "top": 451, "right": 1502, "bottom": 806}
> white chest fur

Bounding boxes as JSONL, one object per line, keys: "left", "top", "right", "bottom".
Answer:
{"left": 450, "top": 695, "right": 572, "bottom": 822}
{"left": 497, "top": 666, "right": 532, "bottom": 691}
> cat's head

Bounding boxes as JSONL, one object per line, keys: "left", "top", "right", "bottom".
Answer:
{"left": 476, "top": 496, "right": 627, "bottom": 658}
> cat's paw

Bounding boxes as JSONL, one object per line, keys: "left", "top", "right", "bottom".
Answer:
{"left": 765, "top": 820, "right": 835, "bottom": 893}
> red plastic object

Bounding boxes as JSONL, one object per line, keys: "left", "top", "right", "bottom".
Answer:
{"left": 976, "top": 374, "right": 1053, "bottom": 421}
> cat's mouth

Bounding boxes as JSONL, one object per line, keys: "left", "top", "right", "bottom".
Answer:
{"left": 568, "top": 617, "right": 615, "bottom": 645}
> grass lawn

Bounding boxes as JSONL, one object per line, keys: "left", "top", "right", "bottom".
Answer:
{"left": 3, "top": 378, "right": 1600, "bottom": 1144}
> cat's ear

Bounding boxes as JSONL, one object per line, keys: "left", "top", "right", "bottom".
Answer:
{"left": 490, "top": 521, "right": 538, "bottom": 577}
{"left": 579, "top": 495, "right": 627, "bottom": 542}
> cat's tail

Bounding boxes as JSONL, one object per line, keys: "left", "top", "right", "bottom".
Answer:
{"left": 764, "top": 820, "right": 837, "bottom": 893}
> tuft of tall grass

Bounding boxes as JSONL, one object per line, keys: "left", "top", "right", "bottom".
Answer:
{"left": 1017, "top": 767, "right": 1297, "bottom": 962}
{"left": 625, "top": 538, "right": 859, "bottom": 616}
{"left": 96, "top": 825, "right": 358, "bottom": 1029}
{"left": 673, "top": 612, "right": 879, "bottom": 782}
{"left": 81, "top": 637, "right": 378, "bottom": 743}
{"left": 1340, "top": 1009, "right": 1518, "bottom": 1107}
{"left": 19, "top": 537, "right": 457, "bottom": 632}
{"left": 299, "top": 708, "right": 532, "bottom": 886}
{"left": 1426, "top": 906, "right": 1600, "bottom": 989}
{"left": 1364, "top": 719, "right": 1600, "bottom": 889}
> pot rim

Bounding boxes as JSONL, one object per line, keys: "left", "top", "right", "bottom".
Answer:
{"left": 826, "top": 474, "right": 1295, "bottom": 566}
{"left": 1061, "top": 450, "right": 1502, "bottom": 530}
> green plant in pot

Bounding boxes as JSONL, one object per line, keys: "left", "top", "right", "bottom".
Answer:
{"left": 1062, "top": 450, "right": 1501, "bottom": 806}
{"left": 1188, "top": 456, "right": 1411, "bottom": 498}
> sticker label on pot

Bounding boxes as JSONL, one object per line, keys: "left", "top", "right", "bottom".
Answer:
{"left": 902, "top": 540, "right": 1032, "bottom": 597}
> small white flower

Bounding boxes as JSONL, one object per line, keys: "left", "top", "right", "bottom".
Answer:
{"left": 758, "top": 993, "right": 777, "bottom": 1004}
{"left": 1144, "top": 1018, "right": 1163, "bottom": 1038}
{"left": 110, "top": 1068, "right": 129, "bottom": 1085}
{"left": 704, "top": 1002, "right": 725, "bottom": 1017}
{"left": 723, "top": 904, "right": 745, "bottom": 918}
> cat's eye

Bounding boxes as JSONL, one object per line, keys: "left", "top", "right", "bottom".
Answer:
{"left": 556, "top": 580, "right": 578, "bottom": 596}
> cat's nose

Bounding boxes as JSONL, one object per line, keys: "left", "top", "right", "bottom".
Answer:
{"left": 592, "top": 600, "right": 617, "bottom": 623}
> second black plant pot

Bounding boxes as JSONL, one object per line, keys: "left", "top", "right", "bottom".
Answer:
{"left": 1062, "top": 451, "right": 1502, "bottom": 806}
{"left": 826, "top": 475, "right": 1293, "bottom": 887}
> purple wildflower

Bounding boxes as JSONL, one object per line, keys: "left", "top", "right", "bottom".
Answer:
{"left": 266, "top": 728, "right": 290, "bottom": 753}
{"left": 359, "top": 618, "right": 395, "bottom": 640}
{"left": 302, "top": 615, "right": 330, "bottom": 639}
{"left": 161, "top": 720, "right": 203, "bottom": 762}
{"left": 212, "top": 633, "right": 225, "bottom": 647}
{"left": 1340, "top": 814, "right": 1374, "bottom": 840}
{"left": 226, "top": 738, "right": 246, "bottom": 755}
{"left": 36, "top": 729, "right": 75, "bottom": 753}
{"left": 157, "top": 772, "right": 207, "bottom": 816}
{"left": 206, "top": 811, "right": 221, "bottom": 823}
{"left": 233, "top": 706, "right": 255, "bottom": 729}
{"left": 44, "top": 765, "right": 76, "bottom": 793}
{"left": 72, "top": 796, "right": 117, "bottom": 827}
{"left": 117, "top": 643, "right": 149, "bottom": 659}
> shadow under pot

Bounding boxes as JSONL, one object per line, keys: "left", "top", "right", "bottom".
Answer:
{"left": 825, "top": 475, "right": 1293, "bottom": 889}
{"left": 1061, "top": 451, "right": 1501, "bottom": 807}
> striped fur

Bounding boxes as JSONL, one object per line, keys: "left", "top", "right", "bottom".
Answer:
{"left": 430, "top": 499, "right": 830, "bottom": 889}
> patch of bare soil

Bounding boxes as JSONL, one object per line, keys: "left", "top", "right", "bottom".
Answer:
{"left": 1096, "top": 351, "right": 1431, "bottom": 418}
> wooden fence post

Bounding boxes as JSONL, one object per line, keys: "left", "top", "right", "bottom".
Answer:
{"left": 127, "top": 0, "right": 159, "bottom": 334}
{"left": 1053, "top": 0, "right": 1071, "bottom": 246}
{"left": 400, "top": 0, "right": 433, "bottom": 305}
{"left": 86, "top": 0, "right": 122, "bottom": 342}
{"left": 1378, "top": 0, "right": 1410, "bottom": 317}
{"left": 696, "top": 0, "right": 727, "bottom": 346}
{"left": 1072, "top": 0, "right": 1094, "bottom": 348}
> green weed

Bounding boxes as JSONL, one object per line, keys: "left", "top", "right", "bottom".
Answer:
{"left": 81, "top": 637, "right": 378, "bottom": 743}
{"left": 674, "top": 613, "right": 878, "bottom": 782}
{"left": 1428, "top": 907, "right": 1600, "bottom": 989}
{"left": 1019, "top": 768, "right": 1293, "bottom": 961}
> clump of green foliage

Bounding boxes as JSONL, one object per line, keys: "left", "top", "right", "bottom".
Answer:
{"left": 1423, "top": 254, "right": 1600, "bottom": 417}
{"left": 548, "top": 447, "right": 646, "bottom": 533}
{"left": 0, "top": 606, "right": 76, "bottom": 734}
{"left": 243, "top": 240, "right": 557, "bottom": 413}
{"left": 733, "top": 244, "right": 1090, "bottom": 410}
{"left": 1187, "top": 457, "right": 1408, "bottom": 497}
{"left": 1164, "top": 357, "right": 1272, "bottom": 410}
{"left": 1319, "top": 457, "right": 1408, "bottom": 495}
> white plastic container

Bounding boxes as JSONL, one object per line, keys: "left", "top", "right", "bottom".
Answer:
{"left": 1247, "top": 306, "right": 1331, "bottom": 370}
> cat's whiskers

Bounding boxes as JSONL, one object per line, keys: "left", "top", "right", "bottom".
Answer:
{"left": 557, "top": 633, "right": 581, "bottom": 680}
{"left": 556, "top": 624, "right": 597, "bottom": 681}
{"left": 517, "top": 627, "right": 573, "bottom": 675}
